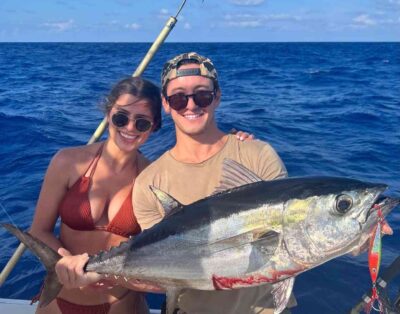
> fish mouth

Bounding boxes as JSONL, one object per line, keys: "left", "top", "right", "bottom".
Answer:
{"left": 349, "top": 194, "right": 399, "bottom": 256}
{"left": 364, "top": 194, "right": 399, "bottom": 237}
{"left": 365, "top": 195, "right": 399, "bottom": 225}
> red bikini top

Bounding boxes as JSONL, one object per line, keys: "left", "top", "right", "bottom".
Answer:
{"left": 58, "top": 144, "right": 141, "bottom": 238}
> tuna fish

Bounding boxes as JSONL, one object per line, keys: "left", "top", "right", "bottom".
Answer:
{"left": 2, "top": 159, "right": 399, "bottom": 314}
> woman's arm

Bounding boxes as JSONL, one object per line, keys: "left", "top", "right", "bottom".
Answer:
{"left": 30, "top": 149, "right": 72, "bottom": 251}
{"left": 30, "top": 148, "right": 107, "bottom": 289}
{"left": 54, "top": 249, "right": 164, "bottom": 293}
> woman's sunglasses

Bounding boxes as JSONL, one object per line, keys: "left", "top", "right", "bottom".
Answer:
{"left": 165, "top": 90, "right": 215, "bottom": 111}
{"left": 111, "top": 111, "right": 153, "bottom": 133}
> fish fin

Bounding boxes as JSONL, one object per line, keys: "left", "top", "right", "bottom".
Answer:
{"left": 212, "top": 158, "right": 263, "bottom": 194}
{"left": 251, "top": 231, "right": 280, "bottom": 256}
{"left": 39, "top": 271, "right": 63, "bottom": 307}
{"left": 196, "top": 230, "right": 281, "bottom": 274}
{"left": 165, "top": 287, "right": 181, "bottom": 314}
{"left": 253, "top": 230, "right": 280, "bottom": 243}
{"left": 272, "top": 277, "right": 295, "bottom": 314}
{"left": 150, "top": 186, "right": 183, "bottom": 218}
{"left": 1, "top": 223, "right": 63, "bottom": 306}
{"left": 205, "top": 228, "right": 278, "bottom": 248}
{"left": 246, "top": 231, "right": 281, "bottom": 273}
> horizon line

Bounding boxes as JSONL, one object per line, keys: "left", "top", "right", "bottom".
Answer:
{"left": 0, "top": 41, "right": 399, "bottom": 44}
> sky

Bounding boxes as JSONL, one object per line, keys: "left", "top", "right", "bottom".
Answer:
{"left": 1, "top": 0, "right": 399, "bottom": 42}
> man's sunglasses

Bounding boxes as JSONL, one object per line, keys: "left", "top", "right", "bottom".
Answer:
{"left": 165, "top": 90, "right": 215, "bottom": 111}
{"left": 111, "top": 111, "right": 153, "bottom": 133}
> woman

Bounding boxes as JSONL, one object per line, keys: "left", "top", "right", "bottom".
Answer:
{"left": 30, "top": 76, "right": 252, "bottom": 314}
{"left": 30, "top": 77, "right": 161, "bottom": 314}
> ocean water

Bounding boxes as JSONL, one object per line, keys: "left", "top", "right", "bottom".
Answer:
{"left": 0, "top": 42, "right": 399, "bottom": 313}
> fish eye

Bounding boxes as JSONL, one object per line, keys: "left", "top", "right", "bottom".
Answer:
{"left": 335, "top": 194, "right": 353, "bottom": 214}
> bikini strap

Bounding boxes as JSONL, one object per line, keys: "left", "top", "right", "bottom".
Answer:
{"left": 84, "top": 143, "right": 105, "bottom": 178}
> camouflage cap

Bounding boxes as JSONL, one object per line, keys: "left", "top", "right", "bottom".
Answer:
{"left": 161, "top": 52, "right": 218, "bottom": 91}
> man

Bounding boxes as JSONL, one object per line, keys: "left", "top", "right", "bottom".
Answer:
{"left": 133, "top": 52, "right": 296, "bottom": 314}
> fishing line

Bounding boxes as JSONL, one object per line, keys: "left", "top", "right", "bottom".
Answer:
{"left": 0, "top": 200, "right": 18, "bottom": 227}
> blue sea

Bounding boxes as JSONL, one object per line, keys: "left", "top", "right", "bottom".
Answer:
{"left": 0, "top": 42, "right": 399, "bottom": 313}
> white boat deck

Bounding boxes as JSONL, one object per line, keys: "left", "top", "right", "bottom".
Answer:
{"left": 0, "top": 298, "right": 161, "bottom": 313}
{"left": 0, "top": 298, "right": 35, "bottom": 314}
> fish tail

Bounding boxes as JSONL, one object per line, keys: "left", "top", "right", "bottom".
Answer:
{"left": 1, "top": 223, "right": 63, "bottom": 307}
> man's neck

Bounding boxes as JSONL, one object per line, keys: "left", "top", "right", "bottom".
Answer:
{"left": 170, "top": 128, "right": 228, "bottom": 164}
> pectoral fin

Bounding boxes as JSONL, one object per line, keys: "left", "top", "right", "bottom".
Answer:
{"left": 272, "top": 277, "right": 295, "bottom": 314}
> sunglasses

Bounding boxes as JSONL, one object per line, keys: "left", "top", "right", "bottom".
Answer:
{"left": 111, "top": 111, "right": 153, "bottom": 133}
{"left": 165, "top": 90, "right": 215, "bottom": 111}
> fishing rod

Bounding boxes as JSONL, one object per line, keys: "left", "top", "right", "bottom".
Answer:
{"left": 0, "top": 0, "right": 188, "bottom": 287}
{"left": 87, "top": 0, "right": 187, "bottom": 144}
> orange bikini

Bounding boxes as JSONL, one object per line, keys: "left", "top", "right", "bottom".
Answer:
{"left": 58, "top": 144, "right": 141, "bottom": 238}
{"left": 54, "top": 144, "right": 142, "bottom": 313}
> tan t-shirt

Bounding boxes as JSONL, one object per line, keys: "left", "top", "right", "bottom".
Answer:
{"left": 133, "top": 134, "right": 293, "bottom": 314}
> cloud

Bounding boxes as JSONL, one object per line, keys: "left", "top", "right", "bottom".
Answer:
{"left": 375, "top": 0, "right": 400, "bottom": 12}
{"left": 56, "top": 0, "right": 76, "bottom": 10}
{"left": 350, "top": 13, "right": 399, "bottom": 28}
{"left": 226, "top": 20, "right": 262, "bottom": 27}
{"left": 183, "top": 22, "right": 192, "bottom": 30}
{"left": 42, "top": 19, "right": 74, "bottom": 32}
{"left": 382, "top": 0, "right": 400, "bottom": 6}
{"left": 158, "top": 8, "right": 170, "bottom": 19}
{"left": 223, "top": 13, "right": 303, "bottom": 28}
{"left": 114, "top": 0, "right": 134, "bottom": 6}
{"left": 352, "top": 14, "right": 377, "bottom": 26}
{"left": 125, "top": 23, "right": 141, "bottom": 30}
{"left": 230, "top": 0, "right": 265, "bottom": 5}
{"left": 224, "top": 15, "right": 262, "bottom": 27}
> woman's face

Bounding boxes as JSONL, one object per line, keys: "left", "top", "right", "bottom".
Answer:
{"left": 108, "top": 93, "right": 154, "bottom": 153}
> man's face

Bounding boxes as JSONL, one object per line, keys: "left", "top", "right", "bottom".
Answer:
{"left": 162, "top": 63, "right": 220, "bottom": 137}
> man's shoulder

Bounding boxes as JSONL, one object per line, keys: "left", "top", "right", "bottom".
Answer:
{"left": 225, "top": 134, "right": 287, "bottom": 180}
{"left": 227, "top": 134, "right": 277, "bottom": 155}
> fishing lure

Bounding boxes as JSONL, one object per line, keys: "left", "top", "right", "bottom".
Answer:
{"left": 364, "top": 205, "right": 384, "bottom": 313}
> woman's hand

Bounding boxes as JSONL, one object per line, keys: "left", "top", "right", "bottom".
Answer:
{"left": 230, "top": 128, "right": 255, "bottom": 141}
{"left": 55, "top": 248, "right": 104, "bottom": 290}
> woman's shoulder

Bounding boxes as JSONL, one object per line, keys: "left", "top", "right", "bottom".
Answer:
{"left": 51, "top": 142, "right": 104, "bottom": 171}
